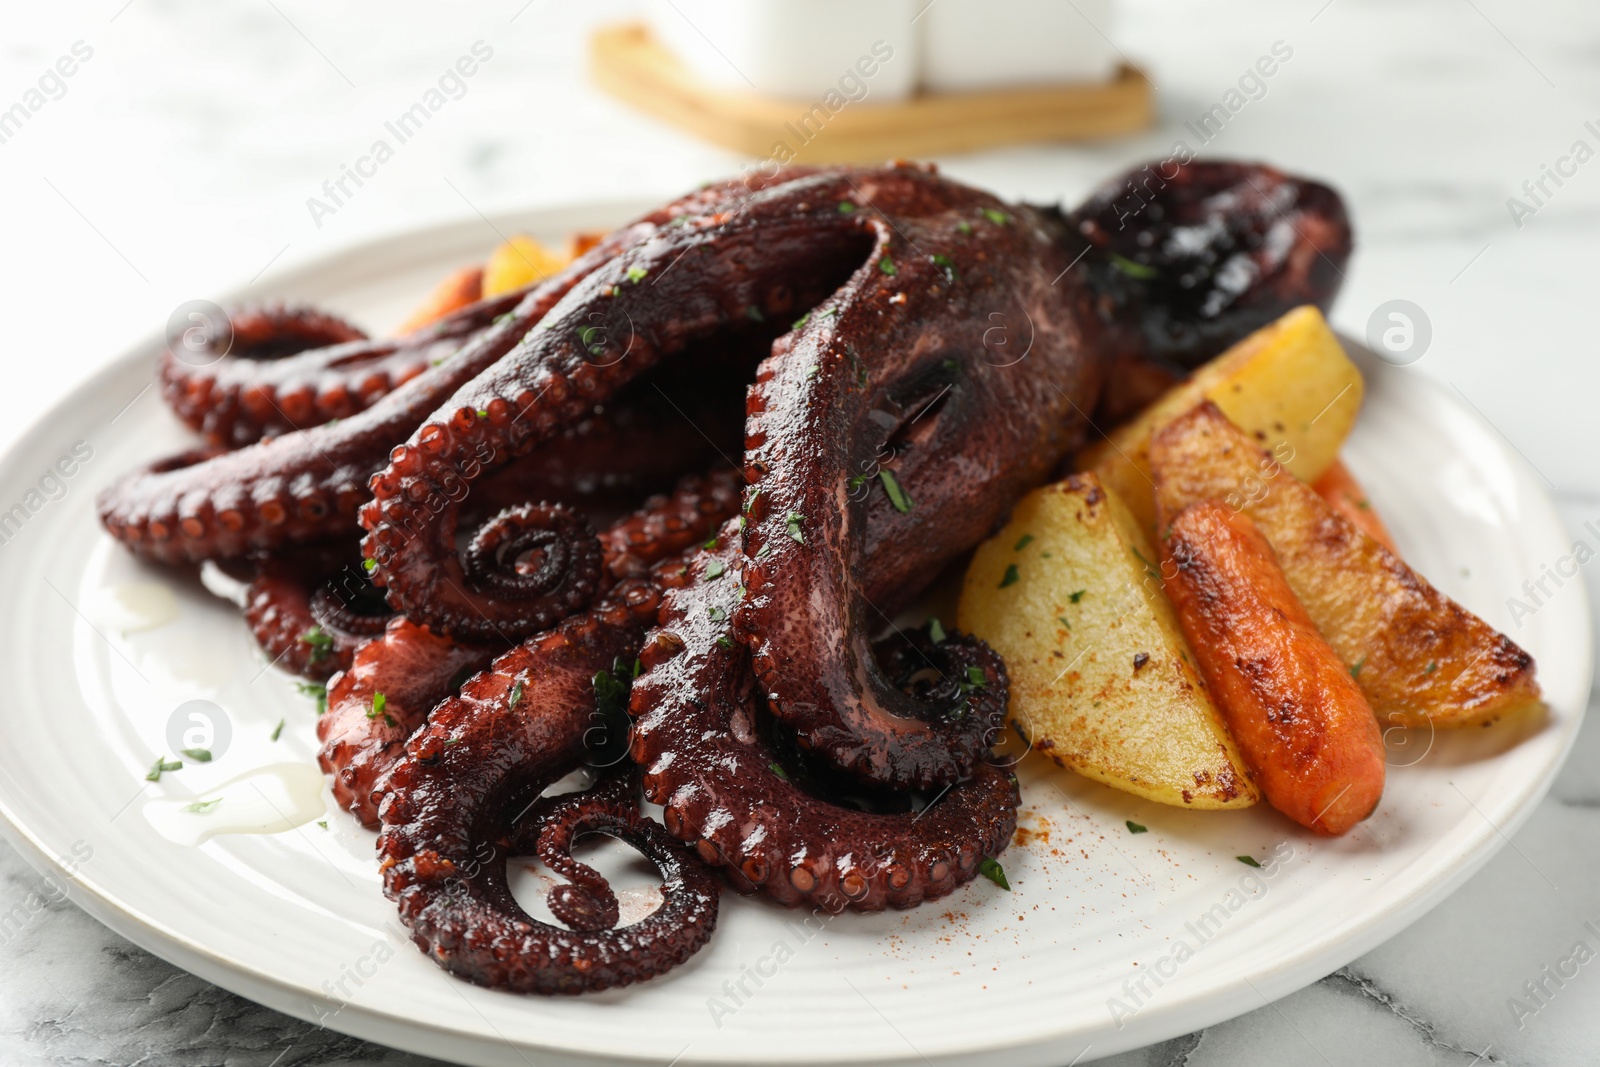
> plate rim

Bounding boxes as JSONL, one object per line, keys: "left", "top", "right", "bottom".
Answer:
{"left": 0, "top": 202, "right": 1589, "bottom": 1067}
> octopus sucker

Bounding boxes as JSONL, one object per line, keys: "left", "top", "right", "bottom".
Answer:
{"left": 98, "top": 159, "right": 1355, "bottom": 994}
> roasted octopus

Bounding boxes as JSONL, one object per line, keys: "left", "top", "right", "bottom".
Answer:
{"left": 98, "top": 159, "right": 1351, "bottom": 994}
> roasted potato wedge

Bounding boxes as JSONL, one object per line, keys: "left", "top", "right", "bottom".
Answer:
{"left": 1081, "top": 305, "right": 1364, "bottom": 537}
{"left": 482, "top": 234, "right": 570, "bottom": 297}
{"left": 1312, "top": 459, "right": 1395, "bottom": 551}
{"left": 958, "top": 473, "right": 1259, "bottom": 809}
{"left": 1164, "top": 501, "right": 1385, "bottom": 835}
{"left": 1151, "top": 402, "right": 1541, "bottom": 728}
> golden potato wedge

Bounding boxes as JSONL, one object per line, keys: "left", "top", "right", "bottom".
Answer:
{"left": 1150, "top": 402, "right": 1541, "bottom": 728}
{"left": 958, "top": 472, "right": 1259, "bottom": 809}
{"left": 1081, "top": 305, "right": 1364, "bottom": 537}
{"left": 1313, "top": 458, "right": 1396, "bottom": 552}
{"left": 482, "top": 234, "right": 570, "bottom": 297}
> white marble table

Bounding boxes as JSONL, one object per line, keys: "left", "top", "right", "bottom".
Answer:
{"left": 1, "top": 1, "right": 1596, "bottom": 1063}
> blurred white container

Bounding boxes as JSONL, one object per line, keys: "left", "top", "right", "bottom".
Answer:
{"left": 919, "top": 0, "right": 1121, "bottom": 93}
{"left": 645, "top": 0, "right": 919, "bottom": 102}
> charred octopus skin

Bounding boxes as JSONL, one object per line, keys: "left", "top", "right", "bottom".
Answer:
{"left": 95, "top": 159, "right": 1355, "bottom": 996}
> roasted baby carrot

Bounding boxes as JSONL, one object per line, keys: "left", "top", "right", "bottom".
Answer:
{"left": 1161, "top": 500, "right": 1385, "bottom": 835}
{"left": 395, "top": 264, "right": 484, "bottom": 335}
{"left": 1312, "top": 459, "right": 1396, "bottom": 551}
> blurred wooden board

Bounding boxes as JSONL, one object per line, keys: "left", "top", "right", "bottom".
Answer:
{"left": 589, "top": 23, "right": 1152, "bottom": 163}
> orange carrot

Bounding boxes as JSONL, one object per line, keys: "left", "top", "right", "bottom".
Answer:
{"left": 1161, "top": 500, "right": 1385, "bottom": 835}
{"left": 1312, "top": 459, "right": 1395, "bottom": 552}
{"left": 394, "top": 265, "right": 484, "bottom": 335}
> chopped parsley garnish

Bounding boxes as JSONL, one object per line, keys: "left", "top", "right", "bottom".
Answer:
{"left": 879, "top": 470, "right": 913, "bottom": 513}
{"left": 1014, "top": 533, "right": 1034, "bottom": 551}
{"left": 296, "top": 681, "right": 328, "bottom": 716}
{"left": 591, "top": 663, "right": 632, "bottom": 739}
{"left": 1126, "top": 821, "right": 1148, "bottom": 834}
{"left": 930, "top": 253, "right": 957, "bottom": 281}
{"left": 769, "top": 762, "right": 790, "bottom": 780}
{"left": 625, "top": 265, "right": 648, "bottom": 283}
{"left": 715, "top": 635, "right": 735, "bottom": 650}
{"left": 1424, "top": 661, "right": 1438, "bottom": 675}
{"left": 965, "top": 666, "right": 987, "bottom": 689}
{"left": 1350, "top": 656, "right": 1368, "bottom": 679}
{"left": 928, "top": 617, "right": 947, "bottom": 644}
{"left": 978, "top": 856, "right": 1010, "bottom": 890}
{"left": 792, "top": 312, "right": 811, "bottom": 330}
{"left": 705, "top": 558, "right": 727, "bottom": 580}
{"left": 1069, "top": 589, "right": 1087, "bottom": 604}
{"left": 509, "top": 680, "right": 524, "bottom": 708}
{"left": 981, "top": 208, "right": 1011, "bottom": 226}
{"left": 1109, "top": 252, "right": 1158, "bottom": 279}
{"left": 492, "top": 312, "right": 513, "bottom": 325}
{"left": 270, "top": 719, "right": 284, "bottom": 742}
{"left": 1057, "top": 616, "right": 1071, "bottom": 630}
{"left": 145, "top": 757, "right": 182, "bottom": 782}
{"left": 185, "top": 798, "right": 223, "bottom": 815}
{"left": 365, "top": 691, "right": 388, "bottom": 722}
{"left": 999, "top": 564, "right": 1020, "bottom": 588}
{"left": 847, "top": 473, "right": 868, "bottom": 492}
{"left": 317, "top": 820, "right": 329, "bottom": 830}
{"left": 785, "top": 512, "right": 806, "bottom": 544}
{"left": 300, "top": 626, "right": 334, "bottom": 663}
{"left": 577, "top": 324, "right": 604, "bottom": 355}
{"left": 956, "top": 220, "right": 972, "bottom": 235}
{"left": 181, "top": 748, "right": 212, "bottom": 763}
{"left": 476, "top": 408, "right": 489, "bottom": 418}
{"left": 837, "top": 201, "right": 856, "bottom": 214}
{"left": 878, "top": 256, "right": 897, "bottom": 276}
{"left": 362, "top": 558, "right": 377, "bottom": 574}
{"left": 1237, "top": 855, "right": 1262, "bottom": 868}
{"left": 707, "top": 605, "right": 727, "bottom": 623}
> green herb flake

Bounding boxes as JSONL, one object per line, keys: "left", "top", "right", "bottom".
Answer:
{"left": 745, "top": 304, "right": 765, "bottom": 323}
{"left": 296, "top": 681, "right": 328, "bottom": 716}
{"left": 185, "top": 798, "right": 223, "bottom": 815}
{"left": 1237, "top": 855, "right": 1262, "bottom": 868}
{"left": 625, "top": 265, "right": 648, "bottom": 283}
{"left": 145, "top": 757, "right": 183, "bottom": 782}
{"left": 492, "top": 312, "right": 513, "bottom": 325}
{"left": 1424, "top": 661, "right": 1438, "bottom": 675}
{"left": 848, "top": 473, "right": 868, "bottom": 492}
{"left": 300, "top": 626, "right": 334, "bottom": 663}
{"left": 837, "top": 200, "right": 856, "bottom": 214}
{"left": 1350, "top": 656, "right": 1368, "bottom": 679}
{"left": 956, "top": 220, "right": 973, "bottom": 235}
{"left": 1109, "top": 252, "right": 1159, "bottom": 279}
{"left": 707, "top": 605, "right": 727, "bottom": 623}
{"left": 509, "top": 681, "right": 524, "bottom": 708}
{"left": 365, "top": 691, "right": 388, "bottom": 721}
{"left": 181, "top": 748, "right": 212, "bottom": 763}
{"left": 270, "top": 719, "right": 284, "bottom": 743}
{"left": 362, "top": 558, "right": 377, "bottom": 574}
{"left": 930, "top": 253, "right": 957, "bottom": 281}
{"left": 786, "top": 512, "right": 806, "bottom": 544}
{"left": 792, "top": 311, "right": 811, "bottom": 330}
{"left": 981, "top": 208, "right": 1011, "bottom": 226}
{"left": 715, "top": 635, "right": 735, "bottom": 650}
{"left": 1057, "top": 616, "right": 1072, "bottom": 631}
{"left": 1014, "top": 534, "right": 1035, "bottom": 552}
{"left": 1126, "top": 821, "right": 1148, "bottom": 834}
{"left": 879, "top": 469, "right": 913, "bottom": 513}
{"left": 770, "top": 762, "right": 790, "bottom": 780}
{"left": 1069, "top": 589, "right": 1087, "bottom": 604}
{"left": 878, "top": 256, "right": 897, "bottom": 276}
{"left": 966, "top": 666, "right": 987, "bottom": 688}
{"left": 978, "top": 856, "right": 1010, "bottom": 890}
{"left": 999, "top": 564, "right": 1020, "bottom": 588}
{"left": 928, "top": 617, "right": 947, "bottom": 644}
{"left": 705, "top": 558, "right": 727, "bottom": 580}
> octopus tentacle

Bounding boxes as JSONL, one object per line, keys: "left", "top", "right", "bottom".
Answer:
{"left": 361, "top": 173, "right": 872, "bottom": 642}
{"left": 375, "top": 575, "right": 718, "bottom": 994}
{"left": 98, "top": 182, "right": 754, "bottom": 566}
{"left": 734, "top": 165, "right": 1104, "bottom": 791}
{"left": 242, "top": 542, "right": 392, "bottom": 680}
{"left": 320, "top": 468, "right": 742, "bottom": 826}
{"left": 631, "top": 532, "right": 1020, "bottom": 913}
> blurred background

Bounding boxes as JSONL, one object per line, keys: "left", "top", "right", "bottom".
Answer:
{"left": 2, "top": 1, "right": 1599, "bottom": 1064}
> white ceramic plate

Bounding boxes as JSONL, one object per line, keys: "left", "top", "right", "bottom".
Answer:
{"left": 0, "top": 203, "right": 1588, "bottom": 1067}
